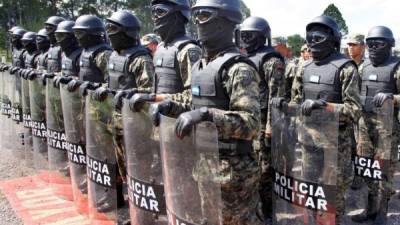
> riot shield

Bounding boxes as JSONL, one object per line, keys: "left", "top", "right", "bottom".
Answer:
{"left": 86, "top": 90, "right": 118, "bottom": 224}
{"left": 122, "top": 101, "right": 167, "bottom": 225}
{"left": 21, "top": 78, "right": 33, "bottom": 167}
{"left": 2, "top": 70, "right": 13, "bottom": 151}
{"left": 271, "top": 105, "right": 339, "bottom": 225}
{"left": 159, "top": 115, "right": 222, "bottom": 225}
{"left": 29, "top": 77, "right": 48, "bottom": 172}
{"left": 11, "top": 74, "right": 25, "bottom": 159}
{"left": 0, "top": 69, "right": 4, "bottom": 150}
{"left": 354, "top": 99, "right": 394, "bottom": 221}
{"left": 46, "top": 78, "right": 72, "bottom": 200}
{"left": 60, "top": 83, "right": 88, "bottom": 214}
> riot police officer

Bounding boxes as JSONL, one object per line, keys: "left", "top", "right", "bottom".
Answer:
{"left": 68, "top": 15, "right": 112, "bottom": 90}
{"left": 7, "top": 28, "right": 27, "bottom": 73}
{"left": 44, "top": 16, "right": 65, "bottom": 73}
{"left": 93, "top": 10, "right": 154, "bottom": 183}
{"left": 352, "top": 26, "right": 400, "bottom": 224}
{"left": 140, "top": 0, "right": 263, "bottom": 224}
{"left": 240, "top": 16, "right": 285, "bottom": 222}
{"left": 20, "top": 30, "right": 44, "bottom": 77}
{"left": 36, "top": 29, "right": 51, "bottom": 73}
{"left": 279, "top": 15, "right": 361, "bottom": 224}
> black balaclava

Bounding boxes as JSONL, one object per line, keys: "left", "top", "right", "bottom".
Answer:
{"left": 154, "top": 9, "right": 186, "bottom": 44}
{"left": 77, "top": 34, "right": 104, "bottom": 49}
{"left": 47, "top": 25, "right": 58, "bottom": 45}
{"left": 198, "top": 17, "right": 236, "bottom": 59}
{"left": 108, "top": 29, "right": 138, "bottom": 51}
{"left": 58, "top": 34, "right": 79, "bottom": 55}
{"left": 12, "top": 36, "right": 23, "bottom": 50}
{"left": 307, "top": 25, "right": 336, "bottom": 63}
{"left": 368, "top": 39, "right": 392, "bottom": 66}
{"left": 24, "top": 41, "right": 37, "bottom": 54}
{"left": 36, "top": 36, "right": 50, "bottom": 52}
{"left": 241, "top": 32, "right": 266, "bottom": 54}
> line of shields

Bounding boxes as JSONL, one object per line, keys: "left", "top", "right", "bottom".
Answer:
{"left": 271, "top": 100, "right": 394, "bottom": 225}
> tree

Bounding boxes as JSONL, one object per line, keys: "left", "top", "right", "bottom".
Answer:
{"left": 287, "top": 34, "right": 305, "bottom": 57}
{"left": 322, "top": 4, "right": 348, "bottom": 35}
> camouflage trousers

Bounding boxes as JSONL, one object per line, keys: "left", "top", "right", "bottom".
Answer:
{"left": 355, "top": 115, "right": 399, "bottom": 217}
{"left": 111, "top": 111, "right": 126, "bottom": 182}
{"left": 219, "top": 151, "right": 263, "bottom": 225}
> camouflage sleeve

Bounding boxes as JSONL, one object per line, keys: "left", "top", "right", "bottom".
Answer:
{"left": 262, "top": 57, "right": 286, "bottom": 135}
{"left": 176, "top": 43, "right": 202, "bottom": 90}
{"left": 392, "top": 66, "right": 400, "bottom": 105}
{"left": 209, "top": 62, "right": 260, "bottom": 141}
{"left": 334, "top": 63, "right": 362, "bottom": 122}
{"left": 290, "top": 64, "right": 304, "bottom": 104}
{"left": 128, "top": 54, "right": 154, "bottom": 93}
{"left": 94, "top": 50, "right": 112, "bottom": 83}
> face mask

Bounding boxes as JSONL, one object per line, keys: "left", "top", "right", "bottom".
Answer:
{"left": 76, "top": 33, "right": 103, "bottom": 49}
{"left": 109, "top": 32, "right": 136, "bottom": 51}
{"left": 36, "top": 40, "right": 50, "bottom": 51}
{"left": 240, "top": 31, "right": 265, "bottom": 53}
{"left": 154, "top": 12, "right": 178, "bottom": 41}
{"left": 367, "top": 40, "right": 391, "bottom": 66}
{"left": 197, "top": 17, "right": 235, "bottom": 57}
{"left": 306, "top": 30, "right": 335, "bottom": 62}
{"left": 12, "top": 37, "right": 22, "bottom": 49}
{"left": 24, "top": 43, "right": 37, "bottom": 53}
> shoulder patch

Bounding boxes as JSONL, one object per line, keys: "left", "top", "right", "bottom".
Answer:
{"left": 236, "top": 68, "right": 254, "bottom": 86}
{"left": 188, "top": 49, "right": 201, "bottom": 63}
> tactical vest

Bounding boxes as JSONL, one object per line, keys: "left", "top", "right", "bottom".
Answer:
{"left": 12, "top": 48, "right": 26, "bottom": 67}
{"left": 61, "top": 48, "right": 82, "bottom": 77}
{"left": 24, "top": 51, "right": 40, "bottom": 69}
{"left": 192, "top": 50, "right": 256, "bottom": 155}
{"left": 153, "top": 36, "right": 197, "bottom": 94}
{"left": 47, "top": 45, "right": 62, "bottom": 73}
{"left": 248, "top": 46, "right": 284, "bottom": 109}
{"left": 79, "top": 44, "right": 111, "bottom": 83}
{"left": 303, "top": 53, "right": 352, "bottom": 103}
{"left": 37, "top": 51, "right": 49, "bottom": 71}
{"left": 361, "top": 57, "right": 400, "bottom": 112}
{"left": 108, "top": 46, "right": 150, "bottom": 90}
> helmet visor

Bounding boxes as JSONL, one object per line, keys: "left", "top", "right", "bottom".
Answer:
{"left": 73, "top": 29, "right": 87, "bottom": 39}
{"left": 240, "top": 31, "right": 257, "bottom": 44}
{"left": 192, "top": 8, "right": 218, "bottom": 24}
{"left": 151, "top": 4, "right": 174, "bottom": 21}
{"left": 45, "top": 24, "right": 56, "bottom": 34}
{"left": 55, "top": 32, "right": 69, "bottom": 43}
{"left": 105, "top": 23, "right": 122, "bottom": 36}
{"left": 306, "top": 31, "right": 329, "bottom": 44}
{"left": 366, "top": 39, "right": 388, "bottom": 50}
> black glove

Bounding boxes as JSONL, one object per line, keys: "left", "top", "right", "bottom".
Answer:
{"left": 53, "top": 76, "right": 73, "bottom": 88}
{"left": 150, "top": 100, "right": 174, "bottom": 127}
{"left": 10, "top": 66, "right": 20, "bottom": 74}
{"left": 27, "top": 70, "right": 39, "bottom": 80}
{"left": 301, "top": 99, "right": 327, "bottom": 116}
{"left": 128, "top": 93, "right": 156, "bottom": 112}
{"left": 271, "top": 97, "right": 287, "bottom": 109}
{"left": 93, "top": 87, "right": 114, "bottom": 102}
{"left": 40, "top": 73, "right": 55, "bottom": 86}
{"left": 175, "top": 107, "right": 211, "bottom": 139}
{"left": 113, "top": 89, "right": 137, "bottom": 110}
{"left": 67, "top": 79, "right": 83, "bottom": 92}
{"left": 79, "top": 81, "right": 101, "bottom": 97}
{"left": 373, "top": 93, "right": 393, "bottom": 107}
{"left": 1, "top": 65, "right": 10, "bottom": 71}
{"left": 17, "top": 69, "right": 25, "bottom": 77}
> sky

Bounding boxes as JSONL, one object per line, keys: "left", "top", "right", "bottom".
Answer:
{"left": 243, "top": 0, "right": 400, "bottom": 38}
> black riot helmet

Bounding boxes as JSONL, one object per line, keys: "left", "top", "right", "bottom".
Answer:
{"left": 192, "top": 0, "right": 243, "bottom": 24}
{"left": 8, "top": 26, "right": 22, "bottom": 35}
{"left": 36, "top": 28, "right": 50, "bottom": 51}
{"left": 73, "top": 15, "right": 106, "bottom": 48}
{"left": 56, "top": 20, "right": 79, "bottom": 53}
{"left": 366, "top": 26, "right": 395, "bottom": 47}
{"left": 12, "top": 28, "right": 27, "bottom": 38}
{"left": 306, "top": 15, "right": 341, "bottom": 49}
{"left": 45, "top": 16, "right": 65, "bottom": 44}
{"left": 11, "top": 28, "right": 26, "bottom": 49}
{"left": 106, "top": 10, "right": 141, "bottom": 38}
{"left": 21, "top": 32, "right": 38, "bottom": 53}
{"left": 240, "top": 16, "right": 271, "bottom": 52}
{"left": 45, "top": 16, "right": 66, "bottom": 27}
{"left": 151, "top": 0, "right": 191, "bottom": 21}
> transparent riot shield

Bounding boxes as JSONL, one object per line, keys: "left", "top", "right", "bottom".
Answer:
{"left": 11, "top": 74, "right": 25, "bottom": 159}
{"left": 272, "top": 105, "right": 339, "bottom": 225}
{"left": 46, "top": 78, "right": 72, "bottom": 200}
{"left": 159, "top": 115, "right": 222, "bottom": 225}
{"left": 2, "top": 71, "right": 13, "bottom": 151}
{"left": 21, "top": 78, "right": 33, "bottom": 167}
{"left": 122, "top": 101, "right": 168, "bottom": 225}
{"left": 86, "top": 90, "right": 118, "bottom": 224}
{"left": 60, "top": 83, "right": 88, "bottom": 214}
{"left": 29, "top": 77, "right": 48, "bottom": 172}
{"left": 354, "top": 99, "right": 394, "bottom": 221}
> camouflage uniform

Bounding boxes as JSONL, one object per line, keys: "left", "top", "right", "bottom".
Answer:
{"left": 258, "top": 56, "right": 286, "bottom": 219}
{"left": 354, "top": 64, "right": 400, "bottom": 219}
{"left": 291, "top": 62, "right": 362, "bottom": 224}
{"left": 168, "top": 59, "right": 263, "bottom": 225}
{"left": 111, "top": 54, "right": 155, "bottom": 180}
{"left": 94, "top": 51, "right": 112, "bottom": 82}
